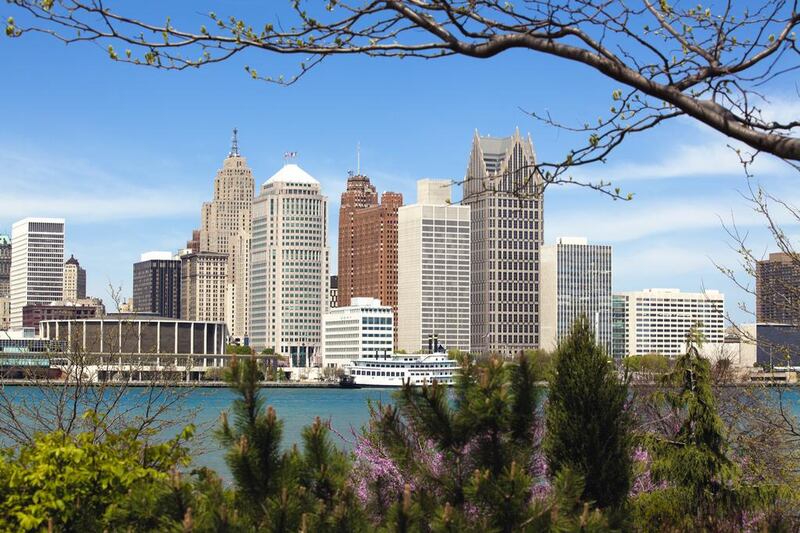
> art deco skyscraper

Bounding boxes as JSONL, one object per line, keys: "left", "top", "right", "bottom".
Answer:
{"left": 0, "top": 234, "right": 10, "bottom": 298}
{"left": 464, "top": 129, "right": 544, "bottom": 356}
{"left": 9, "top": 218, "right": 65, "bottom": 330}
{"left": 193, "top": 130, "right": 255, "bottom": 338}
{"left": 63, "top": 254, "right": 87, "bottom": 300}
{"left": 338, "top": 172, "right": 402, "bottom": 338}
{"left": 250, "top": 163, "right": 329, "bottom": 368}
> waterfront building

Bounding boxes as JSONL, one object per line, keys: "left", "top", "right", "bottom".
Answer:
{"left": 0, "top": 234, "right": 10, "bottom": 298}
{"left": 337, "top": 172, "right": 402, "bottom": 339}
{"left": 540, "top": 237, "right": 612, "bottom": 353}
{"left": 132, "top": 252, "right": 182, "bottom": 319}
{"left": 611, "top": 294, "right": 629, "bottom": 359}
{"left": 22, "top": 298, "right": 104, "bottom": 334}
{"left": 0, "top": 297, "right": 9, "bottom": 330}
{"left": 9, "top": 218, "right": 65, "bottom": 330}
{"left": 397, "top": 179, "right": 470, "bottom": 353}
{"left": 250, "top": 163, "right": 329, "bottom": 368}
{"left": 190, "top": 130, "right": 255, "bottom": 338}
{"left": 180, "top": 251, "right": 228, "bottom": 323}
{"left": 612, "top": 288, "right": 725, "bottom": 357}
{"left": 756, "top": 252, "right": 800, "bottom": 325}
{"left": 41, "top": 315, "right": 228, "bottom": 382}
{"left": 321, "top": 297, "right": 393, "bottom": 369}
{"left": 63, "top": 254, "right": 87, "bottom": 301}
{"left": 329, "top": 275, "right": 338, "bottom": 309}
{"left": 463, "top": 129, "right": 543, "bottom": 356}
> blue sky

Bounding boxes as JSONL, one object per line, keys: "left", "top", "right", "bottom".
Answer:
{"left": 1, "top": 3, "right": 798, "bottom": 324}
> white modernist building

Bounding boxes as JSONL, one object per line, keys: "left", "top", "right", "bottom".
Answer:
{"left": 250, "top": 163, "right": 329, "bottom": 368}
{"left": 398, "top": 179, "right": 471, "bottom": 353}
{"left": 321, "top": 297, "right": 393, "bottom": 369}
{"left": 540, "top": 237, "right": 612, "bottom": 353}
{"left": 9, "top": 218, "right": 65, "bottom": 330}
{"left": 612, "top": 288, "right": 725, "bottom": 357}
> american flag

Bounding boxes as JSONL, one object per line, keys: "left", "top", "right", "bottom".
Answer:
{"left": 284, "top": 151, "right": 298, "bottom": 159}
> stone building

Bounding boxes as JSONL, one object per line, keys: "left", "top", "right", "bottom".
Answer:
{"left": 756, "top": 252, "right": 800, "bottom": 325}
{"left": 181, "top": 251, "right": 228, "bottom": 323}
{"left": 63, "top": 254, "right": 87, "bottom": 300}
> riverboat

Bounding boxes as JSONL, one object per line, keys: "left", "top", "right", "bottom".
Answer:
{"left": 344, "top": 352, "right": 459, "bottom": 387}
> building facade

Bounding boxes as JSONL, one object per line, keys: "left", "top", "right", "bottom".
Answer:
{"left": 132, "top": 252, "right": 182, "bottom": 319}
{"left": 337, "top": 173, "right": 402, "bottom": 339}
{"left": 0, "top": 297, "right": 9, "bottom": 331}
{"left": 540, "top": 237, "right": 612, "bottom": 353}
{"left": 0, "top": 234, "right": 10, "bottom": 299}
{"left": 321, "top": 297, "right": 393, "bottom": 369}
{"left": 329, "top": 275, "right": 338, "bottom": 309}
{"left": 63, "top": 254, "right": 87, "bottom": 301}
{"left": 9, "top": 218, "right": 65, "bottom": 330}
{"left": 398, "top": 180, "right": 471, "bottom": 353}
{"left": 192, "top": 130, "right": 255, "bottom": 338}
{"left": 612, "top": 288, "right": 725, "bottom": 357}
{"left": 181, "top": 251, "right": 228, "bottom": 323}
{"left": 756, "top": 252, "right": 800, "bottom": 325}
{"left": 22, "top": 298, "right": 104, "bottom": 334}
{"left": 250, "top": 163, "right": 329, "bottom": 367}
{"left": 611, "top": 294, "right": 629, "bottom": 359}
{"left": 464, "top": 129, "right": 543, "bottom": 356}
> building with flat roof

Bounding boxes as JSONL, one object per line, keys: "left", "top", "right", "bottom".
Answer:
{"left": 322, "top": 297, "right": 393, "bottom": 369}
{"left": 398, "top": 179, "right": 470, "bottom": 353}
{"left": 756, "top": 252, "right": 800, "bottom": 325}
{"left": 464, "top": 129, "right": 543, "bottom": 356}
{"left": 133, "top": 252, "right": 181, "bottom": 319}
{"left": 540, "top": 237, "right": 612, "bottom": 353}
{"left": 180, "top": 251, "right": 228, "bottom": 323}
{"left": 612, "top": 288, "right": 725, "bottom": 357}
{"left": 250, "top": 163, "right": 329, "bottom": 368}
{"left": 22, "top": 298, "right": 104, "bottom": 334}
{"left": 9, "top": 218, "right": 65, "bottom": 330}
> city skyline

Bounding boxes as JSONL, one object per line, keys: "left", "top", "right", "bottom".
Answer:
{"left": 1, "top": 23, "right": 798, "bottom": 326}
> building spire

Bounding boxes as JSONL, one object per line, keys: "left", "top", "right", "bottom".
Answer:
{"left": 229, "top": 128, "right": 240, "bottom": 157}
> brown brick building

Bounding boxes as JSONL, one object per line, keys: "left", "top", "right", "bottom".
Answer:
{"left": 338, "top": 173, "right": 402, "bottom": 339}
{"left": 756, "top": 252, "right": 800, "bottom": 324}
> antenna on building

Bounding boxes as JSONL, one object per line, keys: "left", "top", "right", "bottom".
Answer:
{"left": 229, "top": 128, "right": 240, "bottom": 157}
{"left": 357, "top": 141, "right": 361, "bottom": 175}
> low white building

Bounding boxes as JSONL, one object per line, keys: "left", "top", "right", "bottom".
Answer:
{"left": 321, "top": 297, "right": 393, "bottom": 369}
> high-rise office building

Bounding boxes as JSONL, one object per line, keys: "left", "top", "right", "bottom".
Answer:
{"left": 611, "top": 294, "right": 629, "bottom": 359}
{"left": 63, "top": 254, "right": 87, "bottom": 301}
{"left": 321, "top": 297, "right": 393, "bottom": 369}
{"left": 464, "top": 129, "right": 543, "bottom": 356}
{"left": 756, "top": 252, "right": 800, "bottom": 324}
{"left": 338, "top": 172, "right": 402, "bottom": 338}
{"left": 132, "top": 251, "right": 182, "bottom": 318}
{"left": 181, "top": 251, "right": 228, "bottom": 323}
{"left": 250, "top": 163, "right": 329, "bottom": 367}
{"left": 0, "top": 234, "right": 10, "bottom": 299}
{"left": 398, "top": 179, "right": 470, "bottom": 353}
{"left": 540, "top": 237, "right": 612, "bottom": 353}
{"left": 612, "top": 288, "right": 725, "bottom": 357}
{"left": 191, "top": 130, "right": 255, "bottom": 338}
{"left": 9, "top": 218, "right": 65, "bottom": 330}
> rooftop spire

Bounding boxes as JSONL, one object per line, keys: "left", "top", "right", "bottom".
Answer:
{"left": 229, "top": 128, "right": 240, "bottom": 157}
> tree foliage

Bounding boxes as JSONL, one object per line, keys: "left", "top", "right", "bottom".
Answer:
{"left": 544, "top": 316, "right": 633, "bottom": 511}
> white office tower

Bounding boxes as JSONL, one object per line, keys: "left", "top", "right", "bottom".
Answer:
{"left": 464, "top": 129, "right": 543, "bottom": 356}
{"left": 9, "top": 218, "right": 65, "bottom": 329}
{"left": 398, "top": 179, "right": 471, "bottom": 353}
{"left": 540, "top": 237, "right": 612, "bottom": 353}
{"left": 322, "top": 297, "right": 393, "bottom": 369}
{"left": 250, "top": 163, "right": 329, "bottom": 368}
{"left": 612, "top": 288, "right": 725, "bottom": 357}
{"left": 196, "top": 130, "right": 255, "bottom": 339}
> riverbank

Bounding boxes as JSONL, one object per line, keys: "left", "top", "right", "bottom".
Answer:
{"left": 0, "top": 379, "right": 342, "bottom": 388}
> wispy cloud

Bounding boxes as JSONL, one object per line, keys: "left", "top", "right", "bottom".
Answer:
{"left": 0, "top": 146, "right": 204, "bottom": 223}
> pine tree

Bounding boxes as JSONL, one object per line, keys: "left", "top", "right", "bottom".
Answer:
{"left": 544, "top": 316, "right": 633, "bottom": 510}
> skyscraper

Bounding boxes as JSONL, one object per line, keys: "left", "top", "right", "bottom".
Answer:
{"left": 0, "top": 234, "right": 10, "bottom": 299}
{"left": 464, "top": 129, "right": 543, "bottom": 356}
{"left": 756, "top": 252, "right": 800, "bottom": 324}
{"left": 398, "top": 179, "right": 471, "bottom": 353}
{"left": 63, "top": 254, "right": 87, "bottom": 300}
{"left": 9, "top": 218, "right": 65, "bottom": 330}
{"left": 192, "top": 130, "right": 255, "bottom": 338}
{"left": 132, "top": 251, "right": 181, "bottom": 318}
{"left": 540, "top": 237, "right": 612, "bottom": 353}
{"left": 250, "top": 163, "right": 329, "bottom": 367}
{"left": 181, "top": 251, "right": 228, "bottom": 322}
{"left": 338, "top": 172, "right": 402, "bottom": 338}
